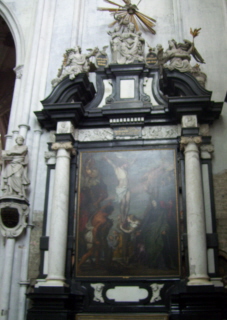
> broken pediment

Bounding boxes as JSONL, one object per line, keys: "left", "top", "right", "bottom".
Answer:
{"left": 35, "top": 65, "right": 222, "bottom": 131}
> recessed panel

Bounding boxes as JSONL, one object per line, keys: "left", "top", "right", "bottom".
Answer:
{"left": 120, "top": 79, "right": 135, "bottom": 99}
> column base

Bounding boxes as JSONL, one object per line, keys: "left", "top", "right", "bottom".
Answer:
{"left": 35, "top": 279, "right": 69, "bottom": 288}
{"left": 187, "top": 275, "right": 213, "bottom": 286}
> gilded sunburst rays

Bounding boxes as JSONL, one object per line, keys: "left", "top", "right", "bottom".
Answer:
{"left": 97, "top": 0, "right": 156, "bottom": 34}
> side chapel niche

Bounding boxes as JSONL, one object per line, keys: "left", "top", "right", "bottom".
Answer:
{"left": 27, "top": 1, "right": 225, "bottom": 320}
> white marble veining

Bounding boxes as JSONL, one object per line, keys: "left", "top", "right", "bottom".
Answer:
{"left": 184, "top": 141, "right": 211, "bottom": 285}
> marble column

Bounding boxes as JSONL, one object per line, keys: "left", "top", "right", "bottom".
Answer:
{"left": 181, "top": 136, "right": 212, "bottom": 285}
{"left": 42, "top": 140, "right": 75, "bottom": 287}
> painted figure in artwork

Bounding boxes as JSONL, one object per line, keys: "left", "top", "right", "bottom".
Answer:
{"left": 1, "top": 136, "right": 30, "bottom": 198}
{"left": 104, "top": 155, "right": 130, "bottom": 222}
{"left": 78, "top": 203, "right": 114, "bottom": 270}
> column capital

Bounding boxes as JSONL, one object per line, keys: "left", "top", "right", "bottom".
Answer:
{"left": 13, "top": 65, "right": 24, "bottom": 79}
{"left": 51, "top": 141, "right": 76, "bottom": 155}
{"left": 180, "top": 136, "right": 202, "bottom": 150}
{"left": 44, "top": 151, "right": 56, "bottom": 164}
{"left": 200, "top": 144, "right": 214, "bottom": 159}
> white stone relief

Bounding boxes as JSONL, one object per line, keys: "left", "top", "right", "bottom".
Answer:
{"left": 108, "top": 22, "right": 145, "bottom": 64}
{"left": 78, "top": 128, "right": 113, "bottom": 141}
{"left": 91, "top": 283, "right": 105, "bottom": 303}
{"left": 1, "top": 136, "right": 30, "bottom": 199}
{"left": 56, "top": 121, "right": 75, "bottom": 134}
{"left": 150, "top": 283, "right": 164, "bottom": 303}
{"left": 142, "top": 126, "right": 179, "bottom": 139}
{"left": 182, "top": 115, "right": 198, "bottom": 128}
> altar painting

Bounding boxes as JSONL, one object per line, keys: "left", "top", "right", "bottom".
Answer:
{"left": 76, "top": 149, "right": 180, "bottom": 277}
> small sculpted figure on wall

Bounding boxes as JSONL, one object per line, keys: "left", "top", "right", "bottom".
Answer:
{"left": 1, "top": 136, "right": 30, "bottom": 199}
{"left": 52, "top": 45, "right": 99, "bottom": 87}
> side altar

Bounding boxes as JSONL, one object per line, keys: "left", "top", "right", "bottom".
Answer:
{"left": 26, "top": 1, "right": 226, "bottom": 319}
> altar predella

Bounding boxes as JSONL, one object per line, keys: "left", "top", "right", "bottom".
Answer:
{"left": 52, "top": 0, "right": 206, "bottom": 88}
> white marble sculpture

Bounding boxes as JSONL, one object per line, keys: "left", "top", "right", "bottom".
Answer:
{"left": 51, "top": 45, "right": 99, "bottom": 87}
{"left": 150, "top": 283, "right": 164, "bottom": 303}
{"left": 1, "top": 136, "right": 30, "bottom": 198}
{"left": 91, "top": 283, "right": 105, "bottom": 303}
{"left": 108, "top": 22, "right": 145, "bottom": 64}
{"left": 155, "top": 38, "right": 207, "bottom": 86}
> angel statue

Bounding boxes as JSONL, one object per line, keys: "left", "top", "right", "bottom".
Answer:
{"left": 51, "top": 45, "right": 99, "bottom": 87}
{"left": 163, "top": 39, "right": 205, "bottom": 73}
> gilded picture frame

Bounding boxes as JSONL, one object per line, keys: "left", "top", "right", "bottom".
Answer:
{"left": 76, "top": 148, "right": 180, "bottom": 278}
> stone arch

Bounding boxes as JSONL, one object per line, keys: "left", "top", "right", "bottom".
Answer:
{"left": 0, "top": 1, "right": 25, "bottom": 67}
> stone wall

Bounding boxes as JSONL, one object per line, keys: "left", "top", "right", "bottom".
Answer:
{"left": 213, "top": 170, "right": 227, "bottom": 258}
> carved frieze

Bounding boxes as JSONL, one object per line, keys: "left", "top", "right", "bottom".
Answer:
{"left": 78, "top": 129, "right": 113, "bottom": 141}
{"left": 142, "top": 126, "right": 179, "bottom": 139}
